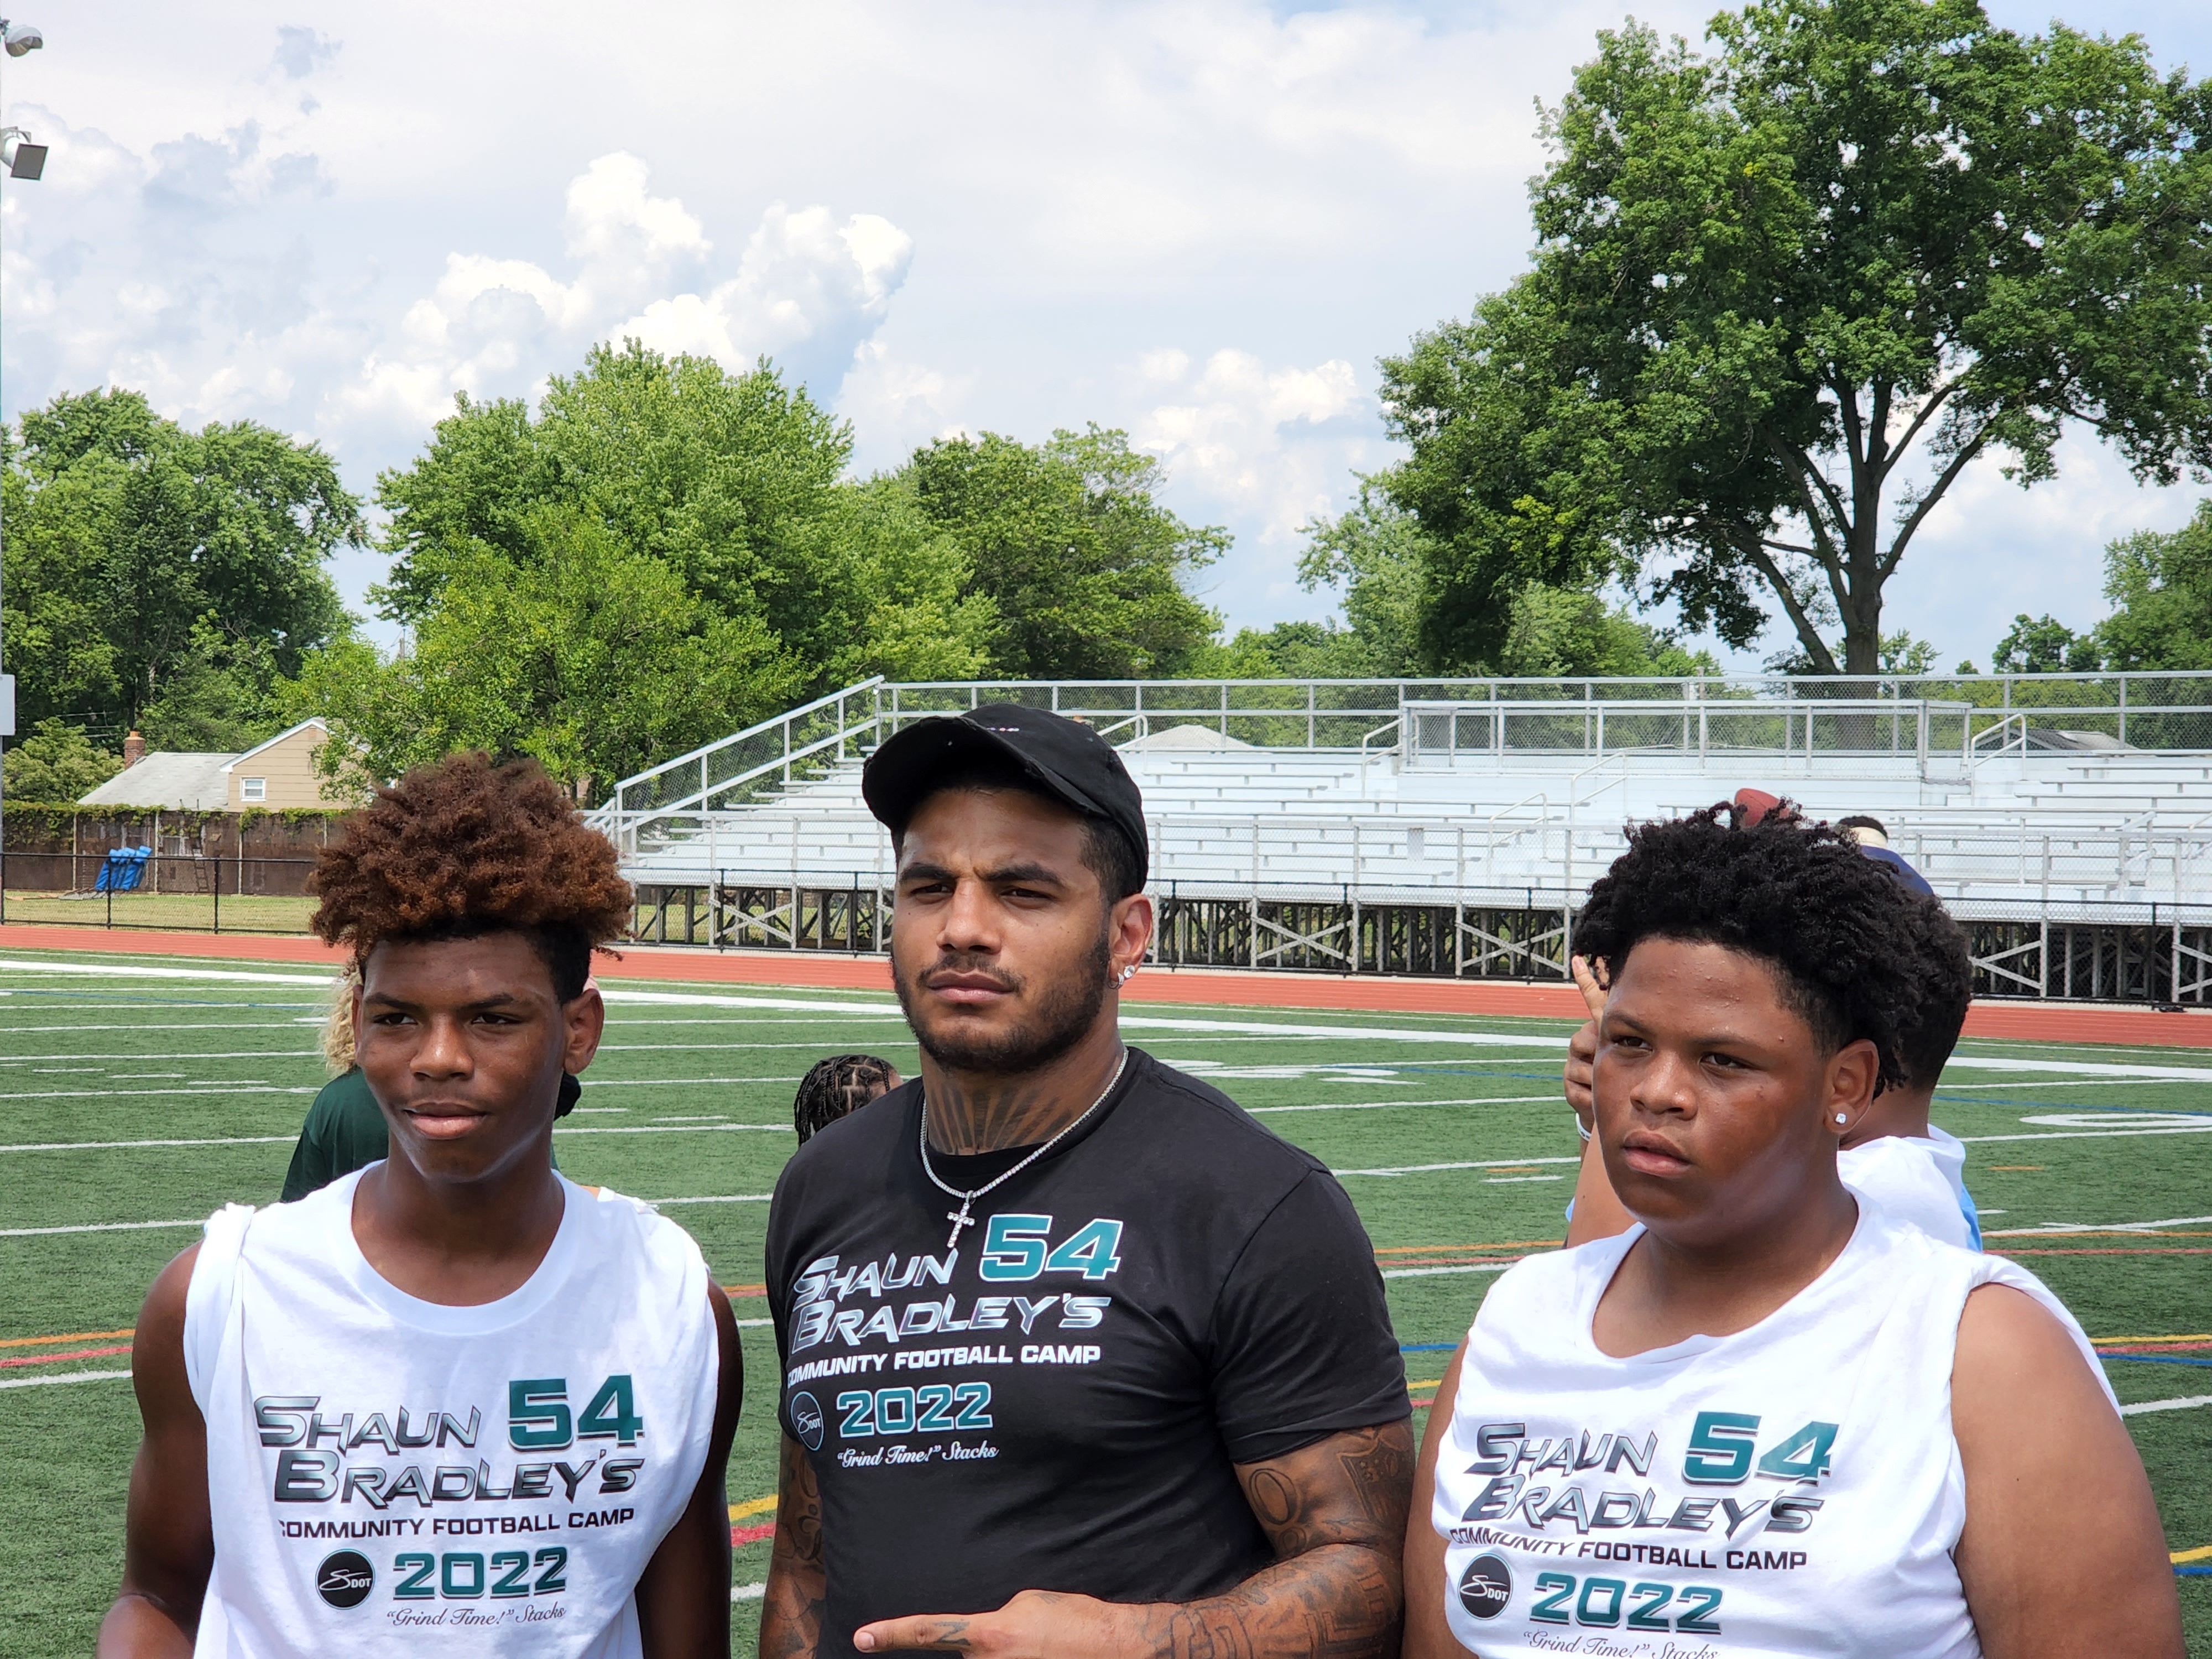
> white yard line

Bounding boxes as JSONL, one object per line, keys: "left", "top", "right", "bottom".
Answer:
{"left": 0, "top": 1134, "right": 298, "bottom": 1153}
{"left": 1251, "top": 1094, "right": 1566, "bottom": 1115}
{"left": 0, "top": 1050, "right": 319, "bottom": 1064}
{"left": 1381, "top": 1263, "right": 1517, "bottom": 1280}
{"left": 0, "top": 959, "right": 333, "bottom": 985}
{"left": 1335, "top": 1156, "right": 1583, "bottom": 1177}
{"left": 1959, "top": 1125, "right": 2212, "bottom": 1144}
{"left": 1943, "top": 1055, "right": 2212, "bottom": 1082}
{"left": 0, "top": 1218, "right": 204, "bottom": 1237}
{"left": 2117, "top": 1394, "right": 2212, "bottom": 1417}
{"left": 1985, "top": 1215, "right": 2212, "bottom": 1237}
{"left": 0, "top": 1368, "right": 132, "bottom": 1391}
{"left": 0, "top": 1084, "right": 316, "bottom": 1102}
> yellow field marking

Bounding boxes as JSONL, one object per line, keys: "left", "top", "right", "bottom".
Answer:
{"left": 2173, "top": 1543, "right": 2212, "bottom": 1564}
{"left": 729, "top": 1495, "right": 778, "bottom": 1522}
{"left": 0, "top": 1327, "right": 133, "bottom": 1349}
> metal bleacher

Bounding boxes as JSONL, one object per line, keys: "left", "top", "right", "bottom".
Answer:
{"left": 587, "top": 673, "right": 2212, "bottom": 1002}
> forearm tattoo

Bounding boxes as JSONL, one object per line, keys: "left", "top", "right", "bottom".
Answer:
{"left": 760, "top": 1437, "right": 827, "bottom": 1659}
{"left": 1137, "top": 1423, "right": 1416, "bottom": 1659}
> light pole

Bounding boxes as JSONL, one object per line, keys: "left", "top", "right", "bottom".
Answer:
{"left": 0, "top": 15, "right": 42, "bottom": 923}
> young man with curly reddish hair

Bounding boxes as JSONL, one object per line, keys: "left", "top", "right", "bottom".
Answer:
{"left": 101, "top": 754, "right": 742, "bottom": 1659}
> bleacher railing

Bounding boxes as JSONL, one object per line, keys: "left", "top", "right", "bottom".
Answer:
{"left": 869, "top": 670, "right": 2212, "bottom": 755}
{"left": 591, "top": 670, "right": 2212, "bottom": 862}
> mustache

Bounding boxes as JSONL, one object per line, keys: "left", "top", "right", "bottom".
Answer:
{"left": 920, "top": 955, "right": 1025, "bottom": 993}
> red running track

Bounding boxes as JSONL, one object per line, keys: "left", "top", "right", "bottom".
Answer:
{"left": 5, "top": 921, "right": 2211, "bottom": 1049}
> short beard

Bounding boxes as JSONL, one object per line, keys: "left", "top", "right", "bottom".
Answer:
{"left": 893, "top": 926, "right": 1114, "bottom": 1078}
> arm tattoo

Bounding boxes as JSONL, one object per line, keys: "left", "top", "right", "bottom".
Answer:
{"left": 1135, "top": 1423, "right": 1415, "bottom": 1659}
{"left": 760, "top": 1436, "right": 827, "bottom": 1659}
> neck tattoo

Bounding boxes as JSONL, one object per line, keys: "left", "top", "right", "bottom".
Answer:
{"left": 918, "top": 1050, "right": 1130, "bottom": 1252}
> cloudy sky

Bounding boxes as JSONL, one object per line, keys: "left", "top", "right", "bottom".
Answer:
{"left": 5, "top": 0, "right": 2208, "bottom": 667}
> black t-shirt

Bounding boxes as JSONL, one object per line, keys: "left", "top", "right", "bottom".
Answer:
{"left": 765, "top": 1048, "right": 1408, "bottom": 1656}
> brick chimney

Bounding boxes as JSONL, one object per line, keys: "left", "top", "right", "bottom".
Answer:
{"left": 123, "top": 731, "right": 147, "bottom": 769}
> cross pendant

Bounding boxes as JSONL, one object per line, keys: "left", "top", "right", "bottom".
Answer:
{"left": 945, "top": 1198, "right": 976, "bottom": 1253}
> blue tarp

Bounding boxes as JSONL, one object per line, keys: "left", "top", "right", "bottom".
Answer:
{"left": 94, "top": 846, "right": 152, "bottom": 893}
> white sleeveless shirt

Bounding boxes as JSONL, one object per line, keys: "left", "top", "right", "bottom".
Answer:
{"left": 1431, "top": 1202, "right": 2108, "bottom": 1658}
{"left": 183, "top": 1169, "right": 720, "bottom": 1659}
{"left": 1840, "top": 1128, "right": 1979, "bottom": 1249}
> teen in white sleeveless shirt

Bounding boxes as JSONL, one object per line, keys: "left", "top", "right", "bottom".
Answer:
{"left": 184, "top": 1172, "right": 718, "bottom": 1658}
{"left": 1407, "top": 809, "right": 2180, "bottom": 1659}
{"left": 101, "top": 755, "right": 740, "bottom": 1659}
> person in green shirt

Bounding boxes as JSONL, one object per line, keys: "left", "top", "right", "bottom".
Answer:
{"left": 280, "top": 968, "right": 577, "bottom": 1201}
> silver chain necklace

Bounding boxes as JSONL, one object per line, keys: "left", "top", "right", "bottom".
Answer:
{"left": 918, "top": 1050, "right": 1129, "bottom": 1252}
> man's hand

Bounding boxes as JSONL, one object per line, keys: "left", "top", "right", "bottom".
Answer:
{"left": 855, "top": 1590, "right": 1138, "bottom": 1655}
{"left": 851, "top": 1422, "right": 1414, "bottom": 1659}
{"left": 1562, "top": 954, "right": 1608, "bottom": 1130}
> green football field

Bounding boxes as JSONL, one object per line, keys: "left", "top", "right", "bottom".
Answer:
{"left": 2, "top": 946, "right": 2206, "bottom": 1655}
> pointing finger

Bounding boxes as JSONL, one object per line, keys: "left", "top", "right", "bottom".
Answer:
{"left": 1569, "top": 954, "right": 1608, "bottom": 1019}
{"left": 855, "top": 1615, "right": 978, "bottom": 1651}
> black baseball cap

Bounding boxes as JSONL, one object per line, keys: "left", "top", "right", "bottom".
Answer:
{"left": 862, "top": 704, "right": 1149, "bottom": 888}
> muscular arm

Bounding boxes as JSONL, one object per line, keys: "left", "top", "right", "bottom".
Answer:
{"left": 1401, "top": 1341, "right": 1469, "bottom": 1659}
{"left": 854, "top": 1421, "right": 1415, "bottom": 1658}
{"left": 759, "top": 1433, "right": 827, "bottom": 1658}
{"left": 97, "top": 1247, "right": 213, "bottom": 1659}
{"left": 637, "top": 1284, "right": 744, "bottom": 1659}
{"left": 1952, "top": 1285, "right": 2181, "bottom": 1659}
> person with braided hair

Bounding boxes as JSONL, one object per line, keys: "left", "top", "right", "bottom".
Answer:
{"left": 790, "top": 1054, "right": 904, "bottom": 1145}
{"left": 1404, "top": 807, "right": 2179, "bottom": 1659}
{"left": 105, "top": 754, "right": 742, "bottom": 1659}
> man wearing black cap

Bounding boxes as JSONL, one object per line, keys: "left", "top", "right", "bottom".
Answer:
{"left": 759, "top": 706, "right": 1412, "bottom": 1659}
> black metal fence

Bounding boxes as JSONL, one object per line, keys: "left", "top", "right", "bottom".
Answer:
{"left": 0, "top": 852, "right": 320, "bottom": 934}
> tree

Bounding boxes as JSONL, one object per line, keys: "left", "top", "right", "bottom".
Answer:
{"left": 2094, "top": 499, "right": 2212, "bottom": 670}
{"left": 1, "top": 718, "right": 121, "bottom": 803}
{"left": 904, "top": 426, "right": 1225, "bottom": 679}
{"left": 298, "top": 508, "right": 801, "bottom": 795}
{"left": 373, "top": 341, "right": 992, "bottom": 699}
{"left": 1992, "top": 613, "right": 2102, "bottom": 674}
{"left": 1381, "top": 0, "right": 2212, "bottom": 676}
{"left": 2, "top": 388, "right": 359, "bottom": 735}
{"left": 1277, "top": 484, "right": 1716, "bottom": 678}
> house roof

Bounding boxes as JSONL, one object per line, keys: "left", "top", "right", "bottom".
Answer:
{"left": 220, "top": 717, "right": 330, "bottom": 774}
{"left": 78, "top": 752, "right": 238, "bottom": 811}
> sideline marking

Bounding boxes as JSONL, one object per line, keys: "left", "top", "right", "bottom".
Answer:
{"left": 1382, "top": 1262, "right": 1521, "bottom": 1279}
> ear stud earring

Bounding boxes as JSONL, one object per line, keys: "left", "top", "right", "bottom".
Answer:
{"left": 1118, "top": 965, "right": 1138, "bottom": 984}
{"left": 1835, "top": 1113, "right": 1849, "bottom": 1124}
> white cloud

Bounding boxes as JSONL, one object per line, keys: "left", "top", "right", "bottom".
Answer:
{"left": 1137, "top": 348, "right": 1371, "bottom": 543}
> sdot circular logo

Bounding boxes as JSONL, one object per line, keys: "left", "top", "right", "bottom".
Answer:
{"left": 791, "top": 1390, "right": 825, "bottom": 1452}
{"left": 316, "top": 1550, "right": 374, "bottom": 1609}
{"left": 1457, "top": 1553, "right": 1511, "bottom": 1620}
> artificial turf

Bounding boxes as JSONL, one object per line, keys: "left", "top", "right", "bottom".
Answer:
{"left": 1, "top": 947, "right": 2205, "bottom": 1656}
